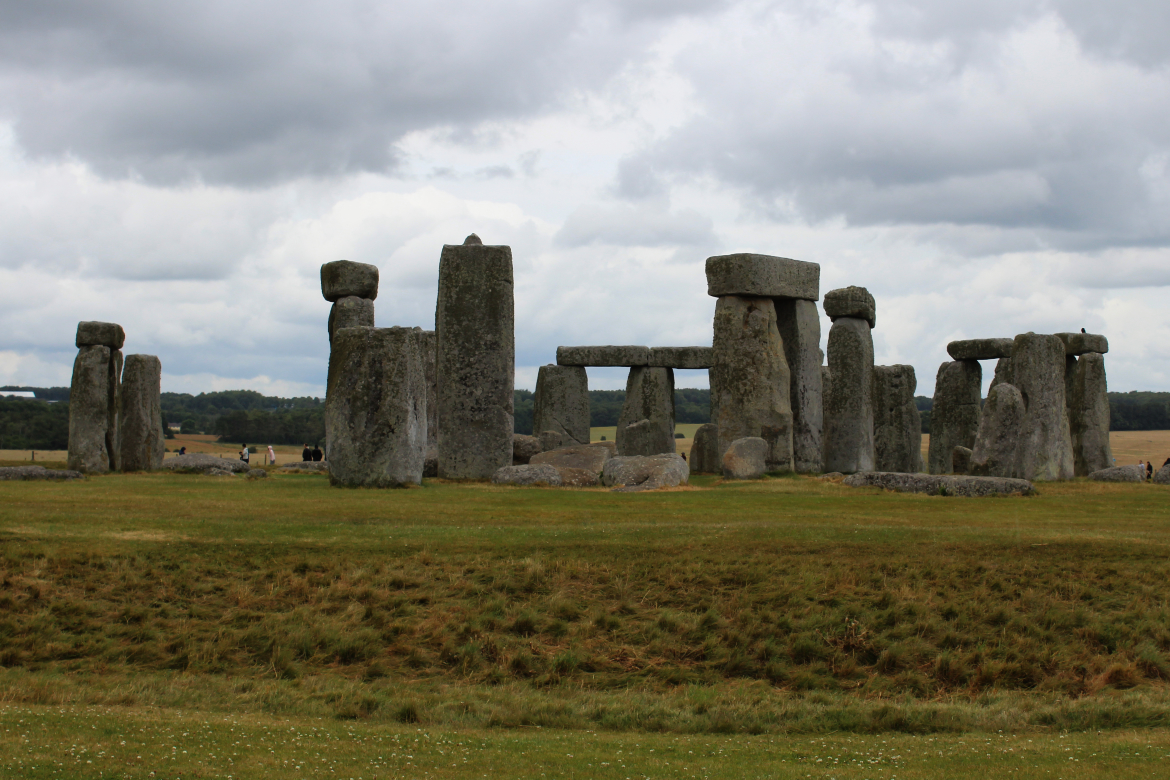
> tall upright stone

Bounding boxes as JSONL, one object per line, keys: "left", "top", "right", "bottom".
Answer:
{"left": 927, "top": 360, "right": 981, "bottom": 474}
{"left": 414, "top": 330, "right": 438, "bottom": 454}
{"left": 616, "top": 366, "right": 676, "bottom": 456}
{"left": 68, "top": 321, "right": 125, "bottom": 473}
{"left": 328, "top": 296, "right": 375, "bottom": 344}
{"left": 822, "top": 287, "right": 876, "bottom": 474}
{"left": 1066, "top": 352, "right": 1112, "bottom": 476}
{"left": 326, "top": 326, "right": 426, "bottom": 487}
{"left": 435, "top": 234, "right": 514, "bottom": 479}
{"left": 872, "top": 365, "right": 922, "bottom": 473}
{"left": 119, "top": 354, "right": 164, "bottom": 471}
{"left": 533, "top": 364, "right": 590, "bottom": 447}
{"left": 322, "top": 260, "right": 379, "bottom": 456}
{"left": 689, "top": 423, "right": 720, "bottom": 473}
{"left": 775, "top": 298, "right": 823, "bottom": 472}
{"left": 710, "top": 296, "right": 793, "bottom": 471}
{"left": 1012, "top": 332, "right": 1075, "bottom": 481}
{"left": 970, "top": 382, "right": 1026, "bottom": 478}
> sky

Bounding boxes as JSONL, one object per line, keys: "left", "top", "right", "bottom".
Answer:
{"left": 1, "top": 0, "right": 1168, "bottom": 397}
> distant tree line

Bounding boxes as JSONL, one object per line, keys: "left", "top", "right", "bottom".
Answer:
{"left": 0, "top": 397, "right": 69, "bottom": 450}
{"left": 514, "top": 388, "right": 711, "bottom": 435}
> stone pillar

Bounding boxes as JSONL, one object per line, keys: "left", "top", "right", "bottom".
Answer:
{"left": 322, "top": 260, "right": 379, "bottom": 456}
{"left": 119, "top": 354, "right": 164, "bottom": 471}
{"left": 616, "top": 366, "right": 676, "bottom": 456}
{"left": 775, "top": 298, "right": 823, "bottom": 472}
{"left": 822, "top": 287, "right": 876, "bottom": 474}
{"left": 970, "top": 382, "right": 1026, "bottom": 477}
{"left": 326, "top": 326, "right": 426, "bottom": 487}
{"left": 414, "top": 329, "right": 438, "bottom": 456}
{"left": 533, "top": 364, "right": 590, "bottom": 447}
{"left": 872, "top": 364, "right": 922, "bottom": 473}
{"left": 1011, "top": 332, "right": 1075, "bottom": 481}
{"left": 927, "top": 360, "right": 981, "bottom": 474}
{"left": 435, "top": 234, "right": 514, "bottom": 479}
{"left": 710, "top": 296, "right": 793, "bottom": 470}
{"left": 328, "top": 296, "right": 375, "bottom": 343}
{"left": 68, "top": 321, "right": 125, "bottom": 473}
{"left": 1066, "top": 352, "right": 1111, "bottom": 476}
{"left": 689, "top": 423, "right": 719, "bottom": 473}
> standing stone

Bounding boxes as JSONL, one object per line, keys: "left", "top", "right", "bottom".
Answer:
{"left": 823, "top": 317, "right": 874, "bottom": 474}
{"left": 872, "top": 365, "right": 922, "bottom": 473}
{"left": 533, "top": 364, "right": 590, "bottom": 447}
{"left": 722, "top": 437, "right": 769, "bottom": 480}
{"left": 1066, "top": 352, "right": 1112, "bottom": 476}
{"left": 106, "top": 350, "right": 123, "bottom": 471}
{"left": 1012, "top": 332, "right": 1075, "bottom": 481}
{"left": 414, "top": 330, "right": 438, "bottom": 454}
{"left": 990, "top": 356, "right": 1013, "bottom": 391}
{"left": 689, "top": 423, "right": 720, "bottom": 474}
{"left": 328, "top": 296, "right": 375, "bottom": 344}
{"left": 951, "top": 446, "right": 972, "bottom": 475}
{"left": 970, "top": 383, "right": 1026, "bottom": 478}
{"left": 775, "top": 298, "right": 823, "bottom": 472}
{"left": 616, "top": 366, "right": 676, "bottom": 456}
{"left": 119, "top": 354, "right": 164, "bottom": 471}
{"left": 326, "top": 327, "right": 425, "bottom": 487}
{"left": 68, "top": 345, "right": 114, "bottom": 473}
{"left": 927, "top": 360, "right": 981, "bottom": 474}
{"left": 538, "top": 430, "right": 564, "bottom": 452}
{"left": 435, "top": 235, "right": 514, "bottom": 479}
{"left": 710, "top": 296, "right": 793, "bottom": 471}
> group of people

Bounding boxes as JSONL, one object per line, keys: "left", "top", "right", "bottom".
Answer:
{"left": 238, "top": 443, "right": 282, "bottom": 465}
{"left": 1136, "top": 458, "right": 1170, "bottom": 481}
{"left": 302, "top": 443, "right": 324, "bottom": 462}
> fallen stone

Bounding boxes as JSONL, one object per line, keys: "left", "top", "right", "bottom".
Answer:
{"left": 530, "top": 442, "right": 614, "bottom": 474}
{"left": 1066, "top": 352, "right": 1112, "bottom": 476}
{"left": 68, "top": 345, "right": 115, "bottom": 474}
{"left": 1055, "top": 332, "right": 1109, "bottom": 356}
{"left": 823, "top": 317, "right": 874, "bottom": 474}
{"left": 1088, "top": 465, "right": 1146, "bottom": 483}
{"left": 688, "top": 423, "right": 720, "bottom": 474}
{"left": 205, "top": 468, "right": 235, "bottom": 477}
{"left": 843, "top": 472, "right": 1036, "bottom": 497}
{"left": 823, "top": 286, "right": 876, "bottom": 328}
{"left": 648, "top": 347, "right": 715, "bottom": 369}
{"left": 538, "top": 430, "right": 563, "bottom": 452}
{"left": 970, "top": 383, "right": 1026, "bottom": 478}
{"left": 601, "top": 453, "right": 689, "bottom": 489}
{"left": 776, "top": 298, "right": 823, "bottom": 473}
{"left": 721, "top": 437, "right": 768, "bottom": 479}
{"left": 818, "top": 472, "right": 845, "bottom": 481}
{"left": 554, "top": 467, "right": 600, "bottom": 487}
{"left": 491, "top": 464, "right": 562, "bottom": 486}
{"left": 119, "top": 354, "right": 164, "bottom": 472}
{"left": 321, "top": 259, "right": 379, "bottom": 302}
{"left": 279, "top": 461, "right": 329, "bottom": 472}
{"left": 246, "top": 468, "right": 269, "bottom": 480}
{"left": 705, "top": 253, "right": 820, "bottom": 300}
{"left": 328, "top": 296, "right": 375, "bottom": 344}
{"left": 871, "top": 365, "right": 921, "bottom": 474}
{"left": 616, "top": 367, "right": 676, "bottom": 456}
{"left": 162, "top": 453, "right": 251, "bottom": 474}
{"left": 0, "top": 465, "right": 84, "bottom": 481}
{"left": 1012, "top": 332, "right": 1075, "bottom": 481}
{"left": 75, "top": 321, "right": 126, "bottom": 349}
{"left": 512, "top": 434, "right": 543, "bottom": 465}
{"left": 927, "top": 360, "right": 981, "bottom": 474}
{"left": 533, "top": 364, "right": 590, "bottom": 446}
{"left": 952, "top": 445, "right": 972, "bottom": 475}
{"left": 947, "top": 338, "right": 1014, "bottom": 361}
{"left": 556, "top": 345, "right": 651, "bottom": 367}
{"left": 1154, "top": 464, "right": 1170, "bottom": 485}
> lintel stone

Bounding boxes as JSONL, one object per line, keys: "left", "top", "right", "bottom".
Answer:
{"left": 321, "top": 260, "right": 379, "bottom": 302}
{"left": 705, "top": 253, "right": 820, "bottom": 300}
{"left": 1055, "top": 332, "right": 1108, "bottom": 356}
{"left": 947, "top": 338, "right": 1014, "bottom": 361}
{"left": 649, "top": 347, "right": 714, "bottom": 369}
{"left": 76, "top": 321, "right": 125, "bottom": 349}
{"left": 823, "top": 286, "right": 876, "bottom": 328}
{"left": 557, "top": 345, "right": 651, "bottom": 367}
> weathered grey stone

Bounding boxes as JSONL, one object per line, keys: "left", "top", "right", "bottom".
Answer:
{"left": 280, "top": 461, "right": 329, "bottom": 472}
{"left": 435, "top": 237, "right": 514, "bottom": 479}
{"left": 1089, "top": 465, "right": 1145, "bottom": 483}
{"left": 721, "top": 437, "right": 768, "bottom": 479}
{"left": 872, "top": 365, "right": 921, "bottom": 474}
{"left": 823, "top": 287, "right": 876, "bottom": 328}
{"left": 327, "top": 326, "right": 426, "bottom": 487}
{"left": 616, "top": 366, "right": 676, "bottom": 456}
{"left": 533, "top": 364, "right": 590, "bottom": 446}
{"left": 491, "top": 464, "right": 562, "bottom": 486}
{"left": 538, "top": 430, "right": 563, "bottom": 452}
{"left": 688, "top": 423, "right": 720, "bottom": 474}
{"left": 970, "top": 383, "right": 1026, "bottom": 478}
{"left": 0, "top": 465, "right": 84, "bottom": 481}
{"left": 842, "top": 471, "right": 1036, "bottom": 497}
{"left": 119, "top": 354, "right": 164, "bottom": 471}
{"left": 990, "top": 357, "right": 1013, "bottom": 391}
{"left": 1066, "top": 352, "right": 1112, "bottom": 476}
{"left": 705, "top": 253, "right": 820, "bottom": 300}
{"left": 952, "top": 445, "right": 972, "bottom": 475}
{"left": 162, "top": 453, "right": 251, "bottom": 474}
{"left": 1012, "top": 332, "right": 1075, "bottom": 481}
{"left": 947, "top": 338, "right": 1014, "bottom": 361}
{"left": 512, "top": 434, "right": 542, "bottom": 465}
{"left": 321, "top": 260, "right": 379, "bottom": 302}
{"left": 556, "top": 345, "right": 650, "bottom": 367}
{"left": 68, "top": 345, "right": 115, "bottom": 474}
{"left": 205, "top": 467, "right": 235, "bottom": 477}
{"left": 328, "top": 296, "right": 375, "bottom": 344}
{"left": 246, "top": 467, "right": 269, "bottom": 480}
{"left": 823, "top": 317, "right": 874, "bottom": 474}
{"left": 554, "top": 467, "right": 600, "bottom": 487}
{"left": 711, "top": 296, "right": 794, "bottom": 471}
{"left": 530, "top": 442, "right": 614, "bottom": 474}
{"left": 601, "top": 453, "right": 689, "bottom": 489}
{"left": 1055, "top": 332, "right": 1109, "bottom": 356}
{"left": 75, "top": 321, "right": 125, "bottom": 349}
{"left": 1153, "top": 463, "right": 1170, "bottom": 485}
{"left": 414, "top": 330, "right": 438, "bottom": 450}
{"left": 775, "top": 298, "right": 823, "bottom": 473}
{"left": 927, "top": 360, "right": 981, "bottom": 475}
{"left": 424, "top": 448, "right": 437, "bottom": 478}
{"left": 648, "top": 347, "right": 715, "bottom": 369}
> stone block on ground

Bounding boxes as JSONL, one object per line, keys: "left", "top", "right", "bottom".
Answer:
{"left": 822, "top": 317, "right": 874, "bottom": 473}
{"left": 0, "top": 465, "right": 84, "bottom": 481}
{"left": 952, "top": 445, "right": 972, "bottom": 475}
{"left": 1153, "top": 463, "right": 1170, "bottom": 485}
{"left": 871, "top": 364, "right": 921, "bottom": 473}
{"left": 601, "top": 453, "right": 689, "bottom": 490}
{"left": 705, "top": 253, "right": 820, "bottom": 300}
{"left": 721, "top": 437, "right": 768, "bottom": 479}
{"left": 648, "top": 347, "right": 715, "bottom": 369}
{"left": 688, "top": 423, "right": 720, "bottom": 474}
{"left": 162, "top": 453, "right": 252, "bottom": 474}
{"left": 321, "top": 260, "right": 379, "bottom": 302}
{"left": 75, "top": 321, "right": 126, "bottom": 349}
{"left": 1055, "top": 332, "right": 1109, "bottom": 356}
{"left": 556, "top": 345, "right": 650, "bottom": 367}
{"left": 1066, "top": 352, "right": 1112, "bottom": 476}
{"left": 823, "top": 286, "right": 876, "bottom": 328}
{"left": 512, "top": 434, "right": 543, "bottom": 465}
{"left": 491, "top": 464, "right": 562, "bottom": 486}
{"left": 246, "top": 468, "right": 269, "bottom": 480}
{"left": 279, "top": 461, "right": 329, "bottom": 472}
{"left": 1089, "top": 465, "right": 1145, "bottom": 482}
{"left": 119, "top": 354, "right": 164, "bottom": 471}
{"left": 775, "top": 298, "right": 823, "bottom": 473}
{"left": 1011, "top": 332, "right": 1075, "bottom": 481}
{"left": 947, "top": 338, "right": 1014, "bottom": 361}
{"left": 538, "top": 430, "right": 564, "bottom": 452}
{"left": 843, "top": 472, "right": 1036, "bottom": 496}
{"left": 68, "top": 345, "right": 115, "bottom": 474}
{"left": 530, "top": 442, "right": 614, "bottom": 474}
{"left": 970, "top": 383, "right": 1026, "bottom": 478}
{"left": 328, "top": 296, "right": 375, "bottom": 344}
{"left": 927, "top": 360, "right": 981, "bottom": 474}
{"left": 555, "top": 467, "right": 600, "bottom": 487}
{"left": 616, "top": 366, "right": 676, "bottom": 456}
{"left": 533, "top": 364, "right": 590, "bottom": 446}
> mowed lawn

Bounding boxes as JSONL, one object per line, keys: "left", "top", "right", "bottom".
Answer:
{"left": 2, "top": 470, "right": 1170, "bottom": 777}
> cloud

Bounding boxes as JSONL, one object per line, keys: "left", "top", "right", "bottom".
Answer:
{"left": 554, "top": 203, "right": 717, "bottom": 248}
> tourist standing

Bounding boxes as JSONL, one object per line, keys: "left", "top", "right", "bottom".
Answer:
{"left": 240, "top": 444, "right": 250, "bottom": 465}
{"left": 268, "top": 445, "right": 276, "bottom": 466}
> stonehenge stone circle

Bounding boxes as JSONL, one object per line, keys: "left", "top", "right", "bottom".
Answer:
{"left": 710, "top": 296, "right": 794, "bottom": 471}
{"left": 970, "top": 382, "right": 1026, "bottom": 478}
{"left": 616, "top": 366, "right": 676, "bottom": 456}
{"left": 119, "top": 354, "right": 164, "bottom": 472}
{"left": 601, "top": 453, "right": 689, "bottom": 490}
{"left": 76, "top": 321, "right": 125, "bottom": 349}
{"left": 1066, "top": 352, "right": 1112, "bottom": 476}
{"left": 689, "top": 423, "right": 720, "bottom": 474}
{"left": 1055, "top": 332, "right": 1109, "bottom": 356}
{"left": 557, "top": 345, "right": 651, "bottom": 367}
{"left": 491, "top": 464, "right": 562, "bottom": 486}
{"left": 327, "top": 296, "right": 375, "bottom": 344}
{"left": 823, "top": 286, "right": 876, "bottom": 329}
{"left": 533, "top": 364, "right": 590, "bottom": 447}
{"left": 530, "top": 442, "right": 614, "bottom": 475}
{"left": 947, "top": 338, "right": 1013, "bottom": 361}
{"left": 1011, "top": 332, "right": 1075, "bottom": 481}
{"left": 326, "top": 326, "right": 426, "bottom": 487}
{"left": 775, "top": 298, "right": 824, "bottom": 473}
{"left": 321, "top": 260, "right": 380, "bottom": 302}
{"left": 435, "top": 235, "right": 515, "bottom": 479}
{"left": 721, "top": 437, "right": 769, "bottom": 480}
{"left": 538, "top": 430, "right": 563, "bottom": 452}
{"left": 990, "top": 356, "right": 1013, "bottom": 391}
{"left": 511, "top": 434, "right": 542, "bottom": 465}
{"left": 951, "top": 445, "right": 973, "bottom": 475}
{"left": 872, "top": 364, "right": 922, "bottom": 473}
{"left": 823, "top": 314, "right": 874, "bottom": 474}
{"left": 648, "top": 347, "right": 715, "bottom": 369}
{"left": 927, "top": 360, "right": 981, "bottom": 474}
{"left": 414, "top": 329, "right": 438, "bottom": 454}
{"left": 705, "top": 253, "right": 820, "bottom": 300}
{"left": 68, "top": 344, "right": 117, "bottom": 473}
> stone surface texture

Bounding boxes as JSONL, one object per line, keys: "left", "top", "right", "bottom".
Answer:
{"left": 871, "top": 364, "right": 921, "bottom": 473}
{"left": 1066, "top": 352, "right": 1112, "bottom": 476}
{"left": 68, "top": 345, "right": 118, "bottom": 473}
{"left": 822, "top": 287, "right": 876, "bottom": 328}
{"left": 554, "top": 467, "right": 600, "bottom": 487}
{"left": 556, "top": 345, "right": 651, "bottom": 367}
{"left": 990, "top": 357, "right": 1013, "bottom": 391}
{"left": 328, "top": 296, "right": 375, "bottom": 344}
{"left": 435, "top": 239, "right": 514, "bottom": 479}
{"left": 533, "top": 364, "right": 590, "bottom": 446}
{"left": 601, "top": 453, "right": 689, "bottom": 489}
{"left": 162, "top": 453, "right": 251, "bottom": 474}
{"left": 843, "top": 471, "right": 1036, "bottom": 497}
{"left": 118, "top": 354, "right": 164, "bottom": 471}
{"left": 280, "top": 461, "right": 329, "bottom": 472}
{"left": 326, "top": 327, "right": 426, "bottom": 487}
{"left": 688, "top": 423, "right": 720, "bottom": 474}
{"left": 927, "top": 360, "right": 981, "bottom": 474}
{"left": 414, "top": 330, "right": 438, "bottom": 450}
{"left": 721, "top": 437, "right": 768, "bottom": 479}
{"left": 648, "top": 347, "right": 715, "bottom": 369}
{"left": 1056, "top": 332, "right": 1109, "bottom": 356}
{"left": 538, "top": 430, "right": 563, "bottom": 452}
{"left": 512, "top": 434, "right": 542, "bottom": 465}
{"left": 491, "top": 464, "right": 562, "bottom": 486}
{"left": 970, "top": 383, "right": 1026, "bottom": 478}
{"left": 530, "top": 442, "right": 614, "bottom": 474}
{"left": 711, "top": 296, "right": 794, "bottom": 471}
{"left": 952, "top": 446, "right": 973, "bottom": 475}
{"left": 616, "top": 366, "right": 676, "bottom": 456}
{"left": 705, "top": 253, "right": 820, "bottom": 300}
{"left": 775, "top": 298, "right": 824, "bottom": 472}
{"left": 1011, "top": 332, "right": 1075, "bottom": 481}
{"left": 0, "top": 465, "right": 84, "bottom": 481}
{"left": 1153, "top": 463, "right": 1170, "bottom": 485}
{"left": 823, "top": 317, "right": 874, "bottom": 474}
{"left": 1089, "top": 465, "right": 1145, "bottom": 482}
{"left": 75, "top": 321, "right": 125, "bottom": 349}
{"left": 947, "top": 338, "right": 1014, "bottom": 361}
{"left": 321, "top": 260, "right": 379, "bottom": 302}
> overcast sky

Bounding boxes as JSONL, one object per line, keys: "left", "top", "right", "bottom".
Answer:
{"left": 2, "top": 0, "right": 1168, "bottom": 397}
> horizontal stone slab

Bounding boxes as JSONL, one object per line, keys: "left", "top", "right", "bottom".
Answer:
{"left": 1088, "top": 464, "right": 1144, "bottom": 482}
{"left": 706, "top": 253, "right": 820, "bottom": 300}
{"left": 649, "top": 347, "right": 714, "bottom": 369}
{"left": 823, "top": 286, "right": 875, "bottom": 328}
{"left": 321, "top": 259, "right": 379, "bottom": 302}
{"left": 947, "top": 338, "right": 1014, "bottom": 361}
{"left": 1055, "top": 332, "right": 1108, "bottom": 356}
{"left": 75, "top": 321, "right": 125, "bottom": 349}
{"left": 0, "top": 465, "right": 84, "bottom": 481}
{"left": 557, "top": 346, "right": 650, "bottom": 366}
{"left": 842, "top": 471, "right": 1036, "bottom": 496}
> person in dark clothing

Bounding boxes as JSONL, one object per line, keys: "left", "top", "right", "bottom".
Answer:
{"left": 1163, "top": 457, "right": 1170, "bottom": 468}
{"left": 302, "top": 443, "right": 312, "bottom": 461}
{"left": 311, "top": 445, "right": 323, "bottom": 462}
{"left": 1148, "top": 461, "right": 1154, "bottom": 480}
{"left": 1080, "top": 327, "right": 1086, "bottom": 333}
